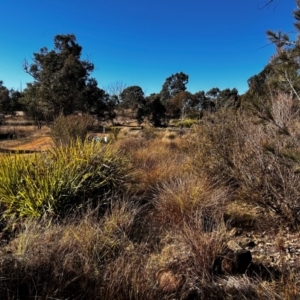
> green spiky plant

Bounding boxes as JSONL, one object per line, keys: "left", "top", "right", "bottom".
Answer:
{"left": 0, "top": 140, "right": 133, "bottom": 219}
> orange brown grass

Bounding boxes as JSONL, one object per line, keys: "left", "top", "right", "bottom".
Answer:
{"left": 116, "top": 136, "right": 190, "bottom": 195}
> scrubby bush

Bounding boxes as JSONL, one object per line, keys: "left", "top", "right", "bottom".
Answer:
{"left": 189, "top": 97, "right": 300, "bottom": 228}
{"left": 50, "top": 114, "right": 94, "bottom": 146}
{"left": 0, "top": 140, "right": 133, "bottom": 218}
{"left": 188, "top": 110, "right": 243, "bottom": 183}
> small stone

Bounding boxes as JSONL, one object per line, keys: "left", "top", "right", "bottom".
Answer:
{"left": 221, "top": 249, "right": 252, "bottom": 274}
{"left": 238, "top": 238, "right": 256, "bottom": 248}
{"left": 214, "top": 241, "right": 252, "bottom": 275}
{"left": 228, "top": 227, "right": 243, "bottom": 237}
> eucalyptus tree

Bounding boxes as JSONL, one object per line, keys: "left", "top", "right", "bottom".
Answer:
{"left": 22, "top": 34, "right": 104, "bottom": 121}
{"left": 160, "top": 72, "right": 189, "bottom": 103}
{"left": 194, "top": 90, "right": 216, "bottom": 113}
{"left": 167, "top": 91, "right": 198, "bottom": 119}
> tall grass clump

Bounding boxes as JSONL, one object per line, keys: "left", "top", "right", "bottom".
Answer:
{"left": 153, "top": 175, "right": 227, "bottom": 230}
{"left": 146, "top": 174, "right": 229, "bottom": 299}
{"left": 0, "top": 140, "right": 133, "bottom": 218}
{"left": 50, "top": 113, "right": 94, "bottom": 146}
{"left": 117, "top": 136, "right": 190, "bottom": 196}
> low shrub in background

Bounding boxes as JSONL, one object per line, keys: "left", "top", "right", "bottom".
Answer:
{"left": 0, "top": 140, "right": 133, "bottom": 218}
{"left": 175, "top": 118, "right": 199, "bottom": 128}
{"left": 142, "top": 127, "right": 158, "bottom": 140}
{"left": 50, "top": 114, "right": 94, "bottom": 146}
{"left": 108, "top": 126, "right": 122, "bottom": 142}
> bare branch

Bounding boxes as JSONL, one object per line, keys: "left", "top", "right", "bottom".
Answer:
{"left": 258, "top": 0, "right": 280, "bottom": 10}
{"left": 103, "top": 81, "right": 127, "bottom": 97}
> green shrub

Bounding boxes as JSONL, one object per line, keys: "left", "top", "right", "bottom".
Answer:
{"left": 50, "top": 114, "right": 94, "bottom": 146}
{"left": 175, "top": 118, "right": 198, "bottom": 128}
{"left": 0, "top": 140, "right": 133, "bottom": 218}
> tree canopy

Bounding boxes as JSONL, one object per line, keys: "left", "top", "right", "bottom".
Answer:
{"left": 119, "top": 86, "right": 146, "bottom": 124}
{"left": 5, "top": 34, "right": 249, "bottom": 127}
{"left": 144, "top": 93, "right": 167, "bottom": 127}
{"left": 160, "top": 72, "right": 189, "bottom": 103}
{"left": 0, "top": 81, "right": 10, "bottom": 114}
{"left": 0, "top": 81, "right": 23, "bottom": 115}
{"left": 22, "top": 34, "right": 110, "bottom": 123}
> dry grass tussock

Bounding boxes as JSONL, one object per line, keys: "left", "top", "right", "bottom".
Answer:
{"left": 1, "top": 201, "right": 141, "bottom": 299}
{"left": 153, "top": 174, "right": 228, "bottom": 230}
{"left": 116, "top": 135, "right": 190, "bottom": 196}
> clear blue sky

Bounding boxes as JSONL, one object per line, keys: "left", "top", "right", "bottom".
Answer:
{"left": 0, "top": 0, "right": 296, "bottom": 95}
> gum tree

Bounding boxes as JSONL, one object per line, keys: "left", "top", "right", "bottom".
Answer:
{"left": 22, "top": 34, "right": 107, "bottom": 121}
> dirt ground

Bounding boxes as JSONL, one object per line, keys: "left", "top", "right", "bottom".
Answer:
{"left": 0, "top": 126, "right": 52, "bottom": 151}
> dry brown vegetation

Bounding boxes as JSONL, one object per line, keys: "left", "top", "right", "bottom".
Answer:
{"left": 0, "top": 94, "right": 300, "bottom": 299}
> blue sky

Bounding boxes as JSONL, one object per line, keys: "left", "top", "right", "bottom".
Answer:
{"left": 0, "top": 0, "right": 297, "bottom": 95}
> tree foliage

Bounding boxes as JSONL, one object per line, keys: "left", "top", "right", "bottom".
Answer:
{"left": 266, "top": 0, "right": 300, "bottom": 99}
{"left": 120, "top": 86, "right": 145, "bottom": 109}
{"left": 0, "top": 81, "right": 10, "bottom": 114}
{"left": 145, "top": 93, "right": 167, "bottom": 126}
{"left": 217, "top": 88, "right": 240, "bottom": 109}
{"left": 9, "top": 89, "right": 23, "bottom": 113}
{"left": 205, "top": 87, "right": 239, "bottom": 110}
{"left": 21, "top": 83, "right": 48, "bottom": 128}
{"left": 194, "top": 91, "right": 215, "bottom": 113}
{"left": 206, "top": 87, "right": 220, "bottom": 100}
{"left": 120, "top": 85, "right": 146, "bottom": 123}
{"left": 22, "top": 34, "right": 110, "bottom": 123}
{"left": 167, "top": 91, "right": 198, "bottom": 119}
{"left": 246, "top": 64, "right": 273, "bottom": 97}
{"left": 160, "top": 72, "right": 189, "bottom": 103}
{"left": 84, "top": 78, "right": 116, "bottom": 122}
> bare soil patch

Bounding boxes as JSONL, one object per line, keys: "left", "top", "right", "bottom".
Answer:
{"left": 8, "top": 136, "right": 53, "bottom": 151}
{"left": 0, "top": 125, "right": 52, "bottom": 151}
